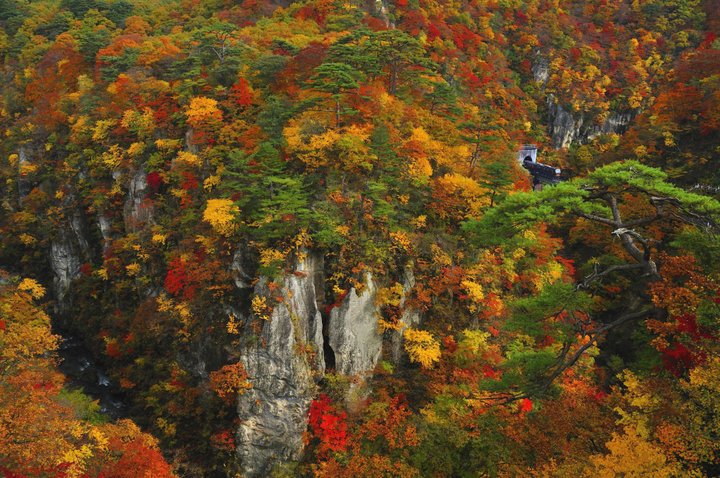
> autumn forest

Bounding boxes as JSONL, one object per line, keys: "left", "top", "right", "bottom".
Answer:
{"left": 1, "top": 0, "right": 719, "bottom": 476}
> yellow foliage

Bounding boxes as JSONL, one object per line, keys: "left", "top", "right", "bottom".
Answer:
{"left": 459, "top": 329, "right": 490, "bottom": 354}
{"left": 412, "top": 215, "right": 427, "bottom": 230}
{"left": 18, "top": 234, "right": 36, "bottom": 246}
{"left": 17, "top": 278, "right": 45, "bottom": 299}
{"left": 120, "top": 108, "right": 155, "bottom": 138}
{"left": 185, "top": 96, "right": 222, "bottom": 127}
{"left": 662, "top": 131, "right": 675, "bottom": 147}
{"left": 376, "top": 282, "right": 405, "bottom": 308}
{"left": 336, "top": 124, "right": 376, "bottom": 171}
{"left": 226, "top": 314, "right": 240, "bottom": 335}
{"left": 61, "top": 422, "right": 108, "bottom": 478}
{"left": 403, "top": 328, "right": 441, "bottom": 368}
{"left": 259, "top": 248, "right": 285, "bottom": 266}
{"left": 126, "top": 142, "right": 145, "bottom": 157}
{"left": 378, "top": 318, "right": 402, "bottom": 333}
{"left": 614, "top": 370, "right": 660, "bottom": 439}
{"left": 335, "top": 225, "right": 350, "bottom": 237}
{"left": 0, "top": 282, "right": 58, "bottom": 372}
{"left": 634, "top": 145, "right": 648, "bottom": 158}
{"left": 284, "top": 117, "right": 377, "bottom": 171}
{"left": 203, "top": 199, "right": 239, "bottom": 236}
{"left": 156, "top": 293, "right": 174, "bottom": 313}
{"left": 530, "top": 261, "right": 565, "bottom": 291}
{"left": 433, "top": 173, "right": 490, "bottom": 219}
{"left": 152, "top": 233, "right": 167, "bottom": 245}
{"left": 688, "top": 356, "right": 720, "bottom": 390}
{"left": 203, "top": 174, "right": 221, "bottom": 191}
{"left": 175, "top": 301, "right": 191, "bottom": 320}
{"left": 156, "top": 417, "right": 176, "bottom": 438}
{"left": 582, "top": 425, "right": 681, "bottom": 478}
{"left": 125, "top": 263, "right": 141, "bottom": 276}
{"left": 252, "top": 295, "right": 271, "bottom": 321}
{"left": 96, "top": 268, "right": 109, "bottom": 280}
{"left": 155, "top": 138, "right": 182, "bottom": 150}
{"left": 101, "top": 144, "right": 125, "bottom": 170}
{"left": 430, "top": 244, "right": 453, "bottom": 266}
{"left": 19, "top": 161, "right": 38, "bottom": 175}
{"left": 407, "top": 156, "right": 433, "bottom": 180}
{"left": 390, "top": 231, "right": 412, "bottom": 251}
{"left": 284, "top": 120, "right": 341, "bottom": 169}
{"left": 92, "top": 119, "right": 116, "bottom": 142}
{"left": 239, "top": 16, "right": 320, "bottom": 50}
{"left": 175, "top": 150, "right": 202, "bottom": 168}
{"left": 619, "top": 370, "right": 659, "bottom": 412}
{"left": 290, "top": 228, "right": 312, "bottom": 258}
{"left": 461, "top": 280, "right": 485, "bottom": 303}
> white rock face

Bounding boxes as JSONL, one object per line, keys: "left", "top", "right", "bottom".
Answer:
{"left": 16, "top": 145, "right": 32, "bottom": 203}
{"left": 237, "top": 253, "right": 325, "bottom": 478}
{"left": 50, "top": 211, "right": 89, "bottom": 313}
{"left": 547, "top": 96, "right": 634, "bottom": 149}
{"left": 50, "top": 231, "right": 82, "bottom": 308}
{"left": 373, "top": 0, "right": 394, "bottom": 27}
{"left": 231, "top": 245, "right": 254, "bottom": 289}
{"left": 328, "top": 273, "right": 382, "bottom": 377}
{"left": 185, "top": 128, "right": 199, "bottom": 154}
{"left": 392, "top": 267, "right": 422, "bottom": 365}
{"left": 123, "top": 167, "right": 153, "bottom": 232}
{"left": 97, "top": 214, "right": 113, "bottom": 253}
{"left": 532, "top": 52, "right": 549, "bottom": 85}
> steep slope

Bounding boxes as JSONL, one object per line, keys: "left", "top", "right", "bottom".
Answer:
{"left": 0, "top": 0, "right": 718, "bottom": 476}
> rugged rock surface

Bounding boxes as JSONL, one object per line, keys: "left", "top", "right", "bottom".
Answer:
{"left": 50, "top": 210, "right": 90, "bottom": 314}
{"left": 16, "top": 145, "right": 33, "bottom": 204}
{"left": 231, "top": 243, "right": 255, "bottom": 289}
{"left": 97, "top": 214, "right": 114, "bottom": 253}
{"left": 236, "top": 253, "right": 325, "bottom": 477}
{"left": 532, "top": 51, "right": 549, "bottom": 85}
{"left": 547, "top": 96, "right": 634, "bottom": 149}
{"left": 392, "top": 267, "right": 422, "bottom": 365}
{"left": 328, "top": 273, "right": 382, "bottom": 377}
{"left": 369, "top": 0, "right": 393, "bottom": 27}
{"left": 532, "top": 54, "right": 634, "bottom": 149}
{"left": 123, "top": 166, "right": 153, "bottom": 232}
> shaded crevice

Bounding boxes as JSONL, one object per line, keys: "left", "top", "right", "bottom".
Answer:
{"left": 321, "top": 310, "right": 335, "bottom": 371}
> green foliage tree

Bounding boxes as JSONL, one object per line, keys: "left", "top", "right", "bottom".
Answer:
{"left": 308, "top": 62, "right": 363, "bottom": 127}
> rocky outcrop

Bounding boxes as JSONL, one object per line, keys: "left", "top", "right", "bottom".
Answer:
{"left": 532, "top": 53, "right": 635, "bottom": 149}
{"left": 97, "top": 214, "right": 114, "bottom": 253}
{"left": 236, "top": 253, "right": 325, "bottom": 478}
{"left": 392, "top": 267, "right": 422, "bottom": 365}
{"left": 50, "top": 209, "right": 90, "bottom": 314}
{"left": 328, "top": 273, "right": 382, "bottom": 377}
{"left": 547, "top": 96, "right": 634, "bottom": 149}
{"left": 16, "top": 145, "right": 33, "bottom": 204}
{"left": 231, "top": 244, "right": 255, "bottom": 289}
{"left": 369, "top": 0, "right": 394, "bottom": 27}
{"left": 532, "top": 51, "right": 549, "bottom": 85}
{"left": 123, "top": 167, "right": 153, "bottom": 232}
{"left": 185, "top": 128, "right": 200, "bottom": 154}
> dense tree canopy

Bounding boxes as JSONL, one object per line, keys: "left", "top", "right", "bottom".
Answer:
{"left": 0, "top": 0, "right": 718, "bottom": 476}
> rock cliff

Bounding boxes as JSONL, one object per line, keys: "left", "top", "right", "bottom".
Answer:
{"left": 50, "top": 209, "right": 90, "bottom": 315}
{"left": 547, "top": 96, "right": 634, "bottom": 149}
{"left": 123, "top": 166, "right": 153, "bottom": 232}
{"left": 328, "top": 273, "right": 382, "bottom": 377}
{"left": 236, "top": 253, "right": 325, "bottom": 477}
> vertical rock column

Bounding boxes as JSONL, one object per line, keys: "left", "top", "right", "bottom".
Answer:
{"left": 392, "top": 267, "right": 422, "bottom": 365}
{"left": 50, "top": 209, "right": 90, "bottom": 315}
{"left": 237, "top": 253, "right": 325, "bottom": 477}
{"left": 328, "top": 273, "right": 383, "bottom": 378}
